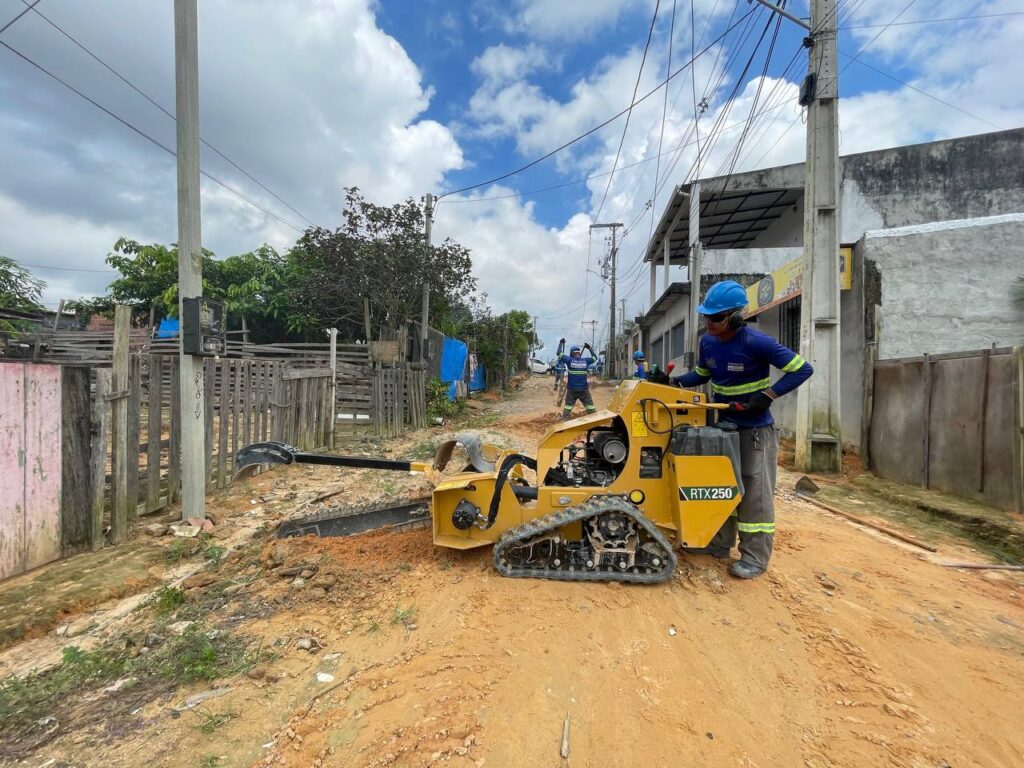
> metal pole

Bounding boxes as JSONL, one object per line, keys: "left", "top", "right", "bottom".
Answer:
{"left": 420, "top": 193, "right": 433, "bottom": 364}
{"left": 687, "top": 182, "right": 702, "bottom": 368}
{"left": 751, "top": 0, "right": 811, "bottom": 30}
{"left": 174, "top": 0, "right": 204, "bottom": 520}
{"left": 590, "top": 222, "right": 623, "bottom": 378}
{"left": 794, "top": 0, "right": 842, "bottom": 472}
{"left": 609, "top": 227, "right": 617, "bottom": 378}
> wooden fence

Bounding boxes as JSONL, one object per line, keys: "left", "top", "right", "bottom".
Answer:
{"left": 867, "top": 347, "right": 1024, "bottom": 511}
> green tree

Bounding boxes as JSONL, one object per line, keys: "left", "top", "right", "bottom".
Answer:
{"left": 285, "top": 188, "right": 476, "bottom": 339}
{"left": 0, "top": 256, "right": 46, "bottom": 332}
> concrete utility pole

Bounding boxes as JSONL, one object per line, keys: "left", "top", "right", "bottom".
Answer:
{"left": 589, "top": 222, "right": 622, "bottom": 377}
{"left": 796, "top": 0, "right": 841, "bottom": 472}
{"left": 174, "top": 0, "right": 204, "bottom": 520}
{"left": 687, "top": 182, "right": 702, "bottom": 368}
{"left": 420, "top": 193, "right": 434, "bottom": 364}
{"left": 754, "top": 0, "right": 841, "bottom": 472}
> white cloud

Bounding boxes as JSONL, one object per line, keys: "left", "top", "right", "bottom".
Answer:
{"left": 471, "top": 43, "right": 554, "bottom": 87}
{"left": 513, "top": 0, "right": 651, "bottom": 41}
{"left": 0, "top": 0, "right": 464, "bottom": 306}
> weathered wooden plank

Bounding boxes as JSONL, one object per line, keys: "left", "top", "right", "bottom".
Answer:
{"left": 61, "top": 366, "right": 93, "bottom": 553}
{"left": 168, "top": 356, "right": 181, "bottom": 503}
{"left": 205, "top": 358, "right": 215, "bottom": 487}
{"left": 147, "top": 354, "right": 163, "bottom": 513}
{"left": 243, "top": 359, "right": 253, "bottom": 448}
{"left": 232, "top": 359, "right": 242, "bottom": 473}
{"left": 24, "top": 364, "right": 64, "bottom": 569}
{"left": 126, "top": 355, "right": 142, "bottom": 519}
{"left": 217, "top": 360, "right": 229, "bottom": 489}
{"left": 282, "top": 367, "right": 333, "bottom": 381}
{"left": 296, "top": 378, "right": 308, "bottom": 450}
{"left": 90, "top": 369, "right": 112, "bottom": 551}
{"left": 110, "top": 305, "right": 130, "bottom": 543}
{"left": 0, "top": 364, "right": 27, "bottom": 578}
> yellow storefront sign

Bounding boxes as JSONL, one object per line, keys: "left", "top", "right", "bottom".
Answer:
{"left": 745, "top": 247, "right": 852, "bottom": 317}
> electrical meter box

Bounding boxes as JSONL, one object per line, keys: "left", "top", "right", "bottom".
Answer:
{"left": 182, "top": 297, "right": 226, "bottom": 356}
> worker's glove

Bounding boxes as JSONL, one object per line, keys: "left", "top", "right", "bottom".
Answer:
{"left": 728, "top": 390, "right": 775, "bottom": 415}
{"left": 559, "top": 338, "right": 565, "bottom": 344}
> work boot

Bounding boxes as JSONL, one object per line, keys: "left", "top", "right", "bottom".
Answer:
{"left": 728, "top": 560, "right": 765, "bottom": 580}
{"left": 682, "top": 545, "right": 731, "bottom": 559}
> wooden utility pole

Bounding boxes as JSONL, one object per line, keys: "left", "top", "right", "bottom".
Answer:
{"left": 753, "top": 0, "right": 841, "bottom": 472}
{"left": 174, "top": 0, "right": 205, "bottom": 519}
{"left": 420, "top": 193, "right": 434, "bottom": 364}
{"left": 589, "top": 222, "right": 622, "bottom": 378}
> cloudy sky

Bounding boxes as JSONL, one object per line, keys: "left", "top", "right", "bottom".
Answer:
{"left": 1, "top": 0, "right": 1021, "bottom": 353}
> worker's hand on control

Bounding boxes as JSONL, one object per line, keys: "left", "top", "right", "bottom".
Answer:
{"left": 559, "top": 338, "right": 565, "bottom": 344}
{"left": 729, "top": 391, "right": 775, "bottom": 414}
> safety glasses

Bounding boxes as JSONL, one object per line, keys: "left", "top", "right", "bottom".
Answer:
{"left": 705, "top": 311, "right": 733, "bottom": 323}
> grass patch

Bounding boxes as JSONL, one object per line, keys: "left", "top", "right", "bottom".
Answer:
{"left": 203, "top": 545, "right": 227, "bottom": 565}
{"left": 194, "top": 707, "right": 236, "bottom": 734}
{"left": 391, "top": 606, "right": 416, "bottom": 627}
{"left": 0, "top": 623, "right": 264, "bottom": 743}
{"left": 365, "top": 619, "right": 381, "bottom": 635}
{"left": 152, "top": 586, "right": 185, "bottom": 617}
{"left": 407, "top": 438, "right": 443, "bottom": 461}
{"left": 165, "top": 539, "right": 189, "bottom": 565}
{"left": 199, "top": 755, "right": 222, "bottom": 767}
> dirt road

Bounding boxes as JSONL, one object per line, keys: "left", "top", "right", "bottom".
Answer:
{"left": 5, "top": 375, "right": 1024, "bottom": 768}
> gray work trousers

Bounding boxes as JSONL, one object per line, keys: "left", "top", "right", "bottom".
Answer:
{"left": 711, "top": 425, "right": 778, "bottom": 570}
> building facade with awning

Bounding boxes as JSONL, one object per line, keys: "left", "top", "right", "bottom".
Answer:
{"left": 627, "top": 127, "right": 1024, "bottom": 451}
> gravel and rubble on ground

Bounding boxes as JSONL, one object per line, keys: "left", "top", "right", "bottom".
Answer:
{"left": 1, "top": 374, "right": 1022, "bottom": 768}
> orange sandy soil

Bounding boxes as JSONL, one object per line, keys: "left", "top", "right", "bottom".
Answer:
{"left": 2, "top": 374, "right": 1023, "bottom": 768}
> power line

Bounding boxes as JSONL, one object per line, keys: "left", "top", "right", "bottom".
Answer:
{"left": 0, "top": 40, "right": 306, "bottom": 232}
{"left": 841, "top": 55, "right": 1003, "bottom": 131}
{"left": 593, "top": 0, "right": 661, "bottom": 222}
{"left": 13, "top": 260, "right": 116, "bottom": 273}
{"left": 18, "top": 0, "right": 315, "bottom": 227}
{"left": 0, "top": 0, "right": 39, "bottom": 36}
{"left": 436, "top": 6, "right": 758, "bottom": 202}
{"left": 841, "top": 11, "right": 1024, "bottom": 29}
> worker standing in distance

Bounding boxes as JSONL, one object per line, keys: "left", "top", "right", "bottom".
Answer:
{"left": 632, "top": 350, "right": 648, "bottom": 380}
{"left": 558, "top": 339, "right": 597, "bottom": 420}
{"left": 673, "top": 280, "right": 813, "bottom": 579}
{"left": 553, "top": 339, "right": 567, "bottom": 391}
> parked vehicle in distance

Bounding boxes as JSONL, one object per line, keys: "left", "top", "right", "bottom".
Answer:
{"left": 529, "top": 357, "right": 552, "bottom": 374}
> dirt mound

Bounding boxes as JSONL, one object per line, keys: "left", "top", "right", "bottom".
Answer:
{"left": 262, "top": 528, "right": 446, "bottom": 575}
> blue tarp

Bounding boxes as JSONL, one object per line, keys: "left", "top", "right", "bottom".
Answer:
{"left": 439, "top": 336, "right": 469, "bottom": 400}
{"left": 469, "top": 355, "right": 486, "bottom": 392}
{"left": 156, "top": 318, "right": 179, "bottom": 338}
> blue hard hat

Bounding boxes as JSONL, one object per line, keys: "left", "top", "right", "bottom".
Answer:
{"left": 570, "top": 345, "right": 582, "bottom": 354}
{"left": 697, "top": 280, "right": 748, "bottom": 315}
{"left": 633, "top": 351, "right": 645, "bottom": 360}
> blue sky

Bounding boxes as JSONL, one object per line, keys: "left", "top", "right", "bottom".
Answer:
{"left": 1, "top": 0, "right": 1021, "bottom": 353}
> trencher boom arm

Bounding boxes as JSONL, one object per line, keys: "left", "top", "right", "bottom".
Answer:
{"left": 233, "top": 434, "right": 499, "bottom": 480}
{"left": 233, "top": 441, "right": 432, "bottom": 477}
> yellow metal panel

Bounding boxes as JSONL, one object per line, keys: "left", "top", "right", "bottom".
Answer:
{"left": 668, "top": 455, "right": 742, "bottom": 548}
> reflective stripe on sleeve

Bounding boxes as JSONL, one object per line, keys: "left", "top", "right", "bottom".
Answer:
{"left": 781, "top": 354, "right": 807, "bottom": 372}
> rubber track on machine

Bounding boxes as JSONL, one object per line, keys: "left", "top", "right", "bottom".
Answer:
{"left": 492, "top": 496, "right": 678, "bottom": 584}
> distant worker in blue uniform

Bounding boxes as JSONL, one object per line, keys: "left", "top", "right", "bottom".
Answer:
{"left": 632, "top": 350, "right": 648, "bottom": 380}
{"left": 553, "top": 339, "right": 567, "bottom": 391}
{"left": 557, "top": 338, "right": 597, "bottom": 420}
{"left": 673, "top": 280, "right": 813, "bottom": 580}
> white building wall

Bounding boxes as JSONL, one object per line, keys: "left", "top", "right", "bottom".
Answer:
{"left": 866, "top": 214, "right": 1024, "bottom": 359}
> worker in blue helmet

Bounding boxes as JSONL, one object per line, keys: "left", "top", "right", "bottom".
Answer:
{"left": 557, "top": 338, "right": 597, "bottom": 420}
{"left": 673, "top": 279, "right": 813, "bottom": 579}
{"left": 632, "top": 350, "right": 648, "bottom": 380}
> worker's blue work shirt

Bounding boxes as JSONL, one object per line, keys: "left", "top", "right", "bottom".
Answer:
{"left": 633, "top": 362, "right": 648, "bottom": 380}
{"left": 559, "top": 353, "right": 594, "bottom": 391}
{"left": 674, "top": 326, "right": 813, "bottom": 428}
